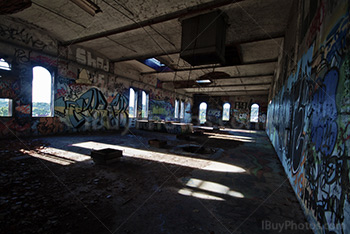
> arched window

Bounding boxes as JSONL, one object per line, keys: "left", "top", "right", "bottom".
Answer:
{"left": 199, "top": 102, "right": 207, "bottom": 124}
{"left": 174, "top": 99, "right": 179, "bottom": 118}
{"left": 0, "top": 58, "right": 11, "bottom": 71}
{"left": 129, "top": 88, "right": 137, "bottom": 118}
{"left": 141, "top": 91, "right": 149, "bottom": 118}
{"left": 250, "top": 103, "right": 259, "bottom": 122}
{"left": 222, "top": 103, "right": 230, "bottom": 121}
{"left": 32, "top": 66, "right": 53, "bottom": 117}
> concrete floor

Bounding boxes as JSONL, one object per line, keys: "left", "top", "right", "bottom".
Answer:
{"left": 0, "top": 128, "right": 313, "bottom": 234}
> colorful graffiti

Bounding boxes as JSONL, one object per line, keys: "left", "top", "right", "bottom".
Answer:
{"left": 55, "top": 87, "right": 128, "bottom": 130}
{"left": 149, "top": 99, "right": 174, "bottom": 121}
{"left": 0, "top": 18, "right": 192, "bottom": 138}
{"left": 267, "top": 6, "right": 349, "bottom": 234}
{"left": 32, "top": 117, "right": 66, "bottom": 135}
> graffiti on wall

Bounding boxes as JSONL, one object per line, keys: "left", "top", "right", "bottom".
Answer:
{"left": 149, "top": 99, "right": 174, "bottom": 121}
{"left": 32, "top": 117, "right": 66, "bottom": 135}
{"left": 55, "top": 87, "right": 128, "bottom": 130}
{"left": 267, "top": 8, "right": 349, "bottom": 234}
{"left": 0, "top": 18, "right": 191, "bottom": 138}
{"left": 207, "top": 109, "right": 221, "bottom": 118}
{"left": 0, "top": 23, "right": 54, "bottom": 51}
{"left": 76, "top": 47, "right": 109, "bottom": 72}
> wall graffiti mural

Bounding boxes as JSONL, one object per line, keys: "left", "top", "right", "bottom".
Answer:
{"left": 55, "top": 87, "right": 128, "bottom": 130}
{"left": 267, "top": 6, "right": 349, "bottom": 234}
{"left": 109, "top": 92, "right": 129, "bottom": 127}
{"left": 310, "top": 68, "right": 338, "bottom": 157}
{"left": 184, "top": 102, "right": 191, "bottom": 123}
{"left": 32, "top": 117, "right": 66, "bottom": 135}
{"left": 0, "top": 23, "right": 54, "bottom": 51}
{"left": 207, "top": 109, "right": 221, "bottom": 118}
{"left": 149, "top": 99, "right": 174, "bottom": 121}
{"left": 0, "top": 17, "right": 192, "bottom": 138}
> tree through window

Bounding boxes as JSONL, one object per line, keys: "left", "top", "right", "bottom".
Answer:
{"left": 174, "top": 99, "right": 179, "bottom": 118}
{"left": 222, "top": 103, "right": 230, "bottom": 121}
{"left": 180, "top": 100, "right": 184, "bottom": 119}
{"left": 32, "top": 66, "right": 53, "bottom": 117}
{"left": 199, "top": 102, "right": 207, "bottom": 124}
{"left": 141, "top": 91, "right": 149, "bottom": 118}
{"left": 0, "top": 98, "right": 13, "bottom": 117}
{"left": 129, "top": 88, "right": 137, "bottom": 118}
{"left": 250, "top": 104, "right": 259, "bottom": 122}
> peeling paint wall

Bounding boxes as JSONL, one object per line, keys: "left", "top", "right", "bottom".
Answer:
{"left": 267, "top": 0, "right": 349, "bottom": 233}
{"left": 0, "top": 18, "right": 191, "bottom": 138}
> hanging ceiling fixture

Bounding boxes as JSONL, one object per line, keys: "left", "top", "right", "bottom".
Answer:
{"left": 70, "top": 0, "right": 102, "bottom": 16}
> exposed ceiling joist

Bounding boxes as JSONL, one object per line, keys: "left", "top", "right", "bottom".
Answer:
{"left": 162, "top": 75, "right": 274, "bottom": 84}
{"left": 7, "top": 0, "right": 293, "bottom": 98}
{"left": 174, "top": 82, "right": 272, "bottom": 90}
{"left": 197, "top": 90, "right": 269, "bottom": 96}
{"left": 184, "top": 86, "right": 270, "bottom": 93}
{"left": 114, "top": 36, "right": 283, "bottom": 63}
{"left": 63, "top": 0, "right": 243, "bottom": 45}
{"left": 141, "top": 59, "right": 277, "bottom": 75}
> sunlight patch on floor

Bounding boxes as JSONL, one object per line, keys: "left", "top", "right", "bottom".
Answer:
{"left": 203, "top": 132, "right": 256, "bottom": 142}
{"left": 72, "top": 141, "right": 246, "bottom": 173}
{"left": 183, "top": 178, "right": 244, "bottom": 198}
{"left": 178, "top": 188, "right": 225, "bottom": 201}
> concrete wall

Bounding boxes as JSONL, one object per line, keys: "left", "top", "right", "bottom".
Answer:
{"left": 266, "top": 0, "right": 349, "bottom": 233}
{"left": 193, "top": 94, "right": 268, "bottom": 129}
{"left": 0, "top": 17, "right": 191, "bottom": 138}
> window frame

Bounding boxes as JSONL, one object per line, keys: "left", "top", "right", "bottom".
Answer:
{"left": 141, "top": 90, "right": 149, "bottom": 119}
{"left": 129, "top": 88, "right": 138, "bottom": 118}
{"left": 199, "top": 102, "right": 207, "bottom": 124}
{"left": 250, "top": 103, "right": 259, "bottom": 123}
{"left": 32, "top": 66, "right": 54, "bottom": 118}
{"left": 180, "top": 100, "right": 185, "bottom": 120}
{"left": 174, "top": 99, "right": 179, "bottom": 119}
{"left": 0, "top": 58, "right": 11, "bottom": 71}
{"left": 0, "top": 98, "right": 13, "bottom": 117}
{"left": 222, "top": 102, "right": 230, "bottom": 121}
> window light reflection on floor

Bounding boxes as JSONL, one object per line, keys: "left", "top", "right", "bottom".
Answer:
{"left": 20, "top": 147, "right": 90, "bottom": 165}
{"left": 182, "top": 178, "right": 244, "bottom": 198}
{"left": 203, "top": 132, "right": 256, "bottom": 142}
{"left": 178, "top": 188, "right": 225, "bottom": 201}
{"left": 72, "top": 141, "right": 246, "bottom": 173}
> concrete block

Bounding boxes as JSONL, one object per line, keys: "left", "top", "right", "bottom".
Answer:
{"left": 91, "top": 148, "right": 123, "bottom": 165}
{"left": 148, "top": 139, "right": 167, "bottom": 148}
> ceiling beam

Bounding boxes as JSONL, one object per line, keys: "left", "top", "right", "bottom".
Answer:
{"left": 185, "top": 87, "right": 270, "bottom": 93}
{"left": 141, "top": 60, "right": 277, "bottom": 75}
{"left": 175, "top": 82, "right": 272, "bottom": 90}
{"left": 62, "top": 0, "right": 243, "bottom": 45}
{"left": 114, "top": 36, "right": 284, "bottom": 63}
{"left": 162, "top": 74, "right": 274, "bottom": 82}
{"left": 200, "top": 91, "right": 269, "bottom": 96}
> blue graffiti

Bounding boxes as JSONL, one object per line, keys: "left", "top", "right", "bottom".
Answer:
{"left": 55, "top": 88, "right": 108, "bottom": 128}
{"left": 311, "top": 68, "right": 338, "bottom": 156}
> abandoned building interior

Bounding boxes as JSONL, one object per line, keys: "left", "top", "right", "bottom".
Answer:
{"left": 0, "top": 0, "right": 349, "bottom": 233}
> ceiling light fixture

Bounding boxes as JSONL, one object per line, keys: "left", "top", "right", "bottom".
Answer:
{"left": 70, "top": 0, "right": 102, "bottom": 16}
{"left": 196, "top": 79, "right": 211, "bottom": 84}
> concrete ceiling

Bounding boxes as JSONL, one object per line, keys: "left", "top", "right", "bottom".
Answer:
{"left": 8, "top": 0, "right": 294, "bottom": 97}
